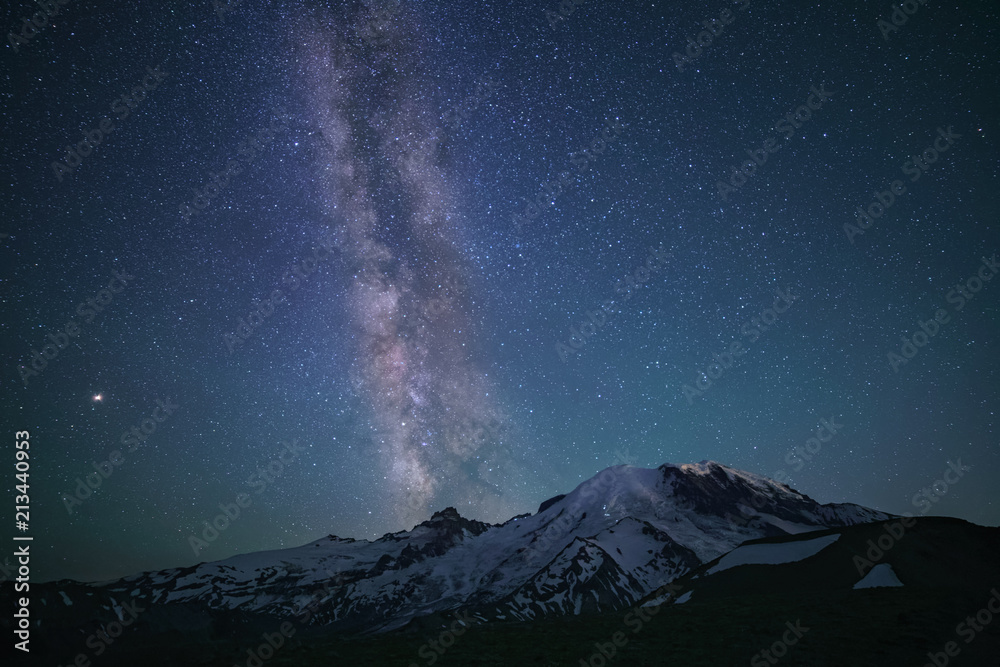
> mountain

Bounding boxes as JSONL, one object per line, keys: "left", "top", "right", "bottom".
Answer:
{"left": 4, "top": 460, "right": 898, "bottom": 665}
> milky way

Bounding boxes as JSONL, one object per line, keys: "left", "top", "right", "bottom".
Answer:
{"left": 293, "top": 2, "right": 518, "bottom": 528}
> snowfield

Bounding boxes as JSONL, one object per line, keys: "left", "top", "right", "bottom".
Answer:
{"left": 705, "top": 533, "right": 841, "bottom": 575}
{"left": 853, "top": 563, "right": 903, "bottom": 589}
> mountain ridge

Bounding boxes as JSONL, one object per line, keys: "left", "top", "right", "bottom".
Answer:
{"left": 17, "top": 459, "right": 897, "bottom": 648}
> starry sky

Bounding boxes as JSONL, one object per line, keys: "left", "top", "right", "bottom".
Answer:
{"left": 1, "top": 0, "right": 998, "bottom": 584}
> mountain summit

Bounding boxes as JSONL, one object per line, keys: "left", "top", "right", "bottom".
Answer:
{"left": 29, "top": 460, "right": 891, "bottom": 643}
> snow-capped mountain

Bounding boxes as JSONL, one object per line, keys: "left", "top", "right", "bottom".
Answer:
{"left": 35, "top": 461, "right": 891, "bottom": 636}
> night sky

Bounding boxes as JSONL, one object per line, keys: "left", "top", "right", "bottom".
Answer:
{"left": 2, "top": 0, "right": 998, "bottom": 584}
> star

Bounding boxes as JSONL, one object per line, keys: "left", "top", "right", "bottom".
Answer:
{"left": 4, "top": 0, "right": 995, "bottom": 587}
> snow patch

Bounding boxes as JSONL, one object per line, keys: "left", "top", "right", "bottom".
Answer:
{"left": 706, "top": 533, "right": 840, "bottom": 575}
{"left": 853, "top": 563, "right": 903, "bottom": 589}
